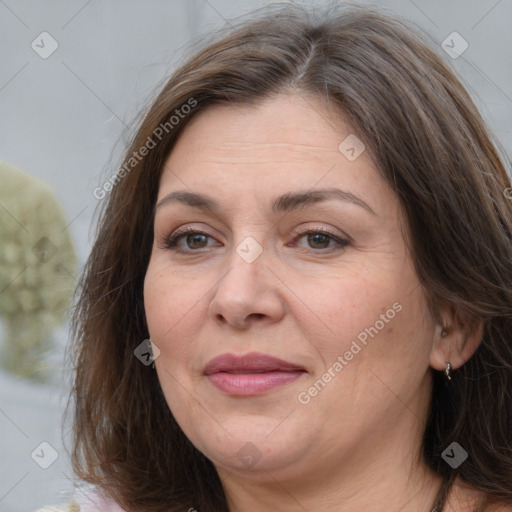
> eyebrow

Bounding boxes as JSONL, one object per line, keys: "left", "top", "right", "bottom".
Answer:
{"left": 155, "top": 188, "right": 376, "bottom": 215}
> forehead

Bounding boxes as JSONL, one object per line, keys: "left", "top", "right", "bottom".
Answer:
{"left": 168, "top": 93, "right": 349, "bottom": 160}
{"left": 157, "top": 93, "right": 394, "bottom": 217}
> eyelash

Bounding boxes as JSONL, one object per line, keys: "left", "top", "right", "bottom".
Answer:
{"left": 161, "top": 225, "right": 349, "bottom": 254}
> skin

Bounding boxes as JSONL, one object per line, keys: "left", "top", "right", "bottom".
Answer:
{"left": 143, "top": 92, "right": 483, "bottom": 512}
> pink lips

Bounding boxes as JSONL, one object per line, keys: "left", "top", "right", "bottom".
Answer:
{"left": 204, "top": 352, "right": 306, "bottom": 396}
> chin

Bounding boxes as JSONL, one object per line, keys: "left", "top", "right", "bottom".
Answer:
{"left": 183, "top": 413, "right": 316, "bottom": 475}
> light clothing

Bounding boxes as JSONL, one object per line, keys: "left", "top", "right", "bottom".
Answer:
{"left": 35, "top": 488, "right": 126, "bottom": 512}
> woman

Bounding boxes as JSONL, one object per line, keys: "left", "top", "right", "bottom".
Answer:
{"left": 52, "top": 3, "right": 512, "bottom": 511}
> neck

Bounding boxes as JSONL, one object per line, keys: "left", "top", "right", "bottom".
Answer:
{"left": 219, "top": 424, "right": 444, "bottom": 512}
{"left": 221, "top": 463, "right": 442, "bottom": 512}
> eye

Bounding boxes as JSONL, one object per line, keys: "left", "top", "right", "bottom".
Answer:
{"left": 160, "top": 225, "right": 349, "bottom": 254}
{"left": 162, "top": 227, "right": 218, "bottom": 252}
{"left": 290, "top": 226, "right": 349, "bottom": 252}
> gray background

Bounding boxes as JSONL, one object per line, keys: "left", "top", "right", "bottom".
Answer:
{"left": 0, "top": 1, "right": 511, "bottom": 511}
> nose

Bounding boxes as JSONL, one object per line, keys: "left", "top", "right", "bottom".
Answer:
{"left": 208, "top": 241, "right": 286, "bottom": 330}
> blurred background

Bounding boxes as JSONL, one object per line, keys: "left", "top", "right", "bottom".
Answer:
{"left": 0, "top": 0, "right": 511, "bottom": 511}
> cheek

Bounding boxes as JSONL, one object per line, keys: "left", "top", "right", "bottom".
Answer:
{"left": 143, "top": 262, "right": 207, "bottom": 429}
{"left": 143, "top": 262, "right": 206, "bottom": 360}
{"left": 303, "top": 268, "right": 396, "bottom": 353}
{"left": 307, "top": 274, "right": 433, "bottom": 425}
{"left": 313, "top": 262, "right": 433, "bottom": 373}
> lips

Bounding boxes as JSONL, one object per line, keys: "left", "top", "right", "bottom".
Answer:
{"left": 204, "top": 352, "right": 306, "bottom": 395}
{"left": 204, "top": 353, "right": 305, "bottom": 375}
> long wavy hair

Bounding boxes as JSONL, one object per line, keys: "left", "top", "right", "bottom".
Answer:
{"left": 68, "top": 4, "right": 512, "bottom": 511}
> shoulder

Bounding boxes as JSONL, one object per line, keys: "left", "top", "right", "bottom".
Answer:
{"left": 35, "top": 502, "right": 80, "bottom": 512}
{"left": 36, "top": 488, "right": 127, "bottom": 512}
{"left": 76, "top": 488, "right": 126, "bottom": 512}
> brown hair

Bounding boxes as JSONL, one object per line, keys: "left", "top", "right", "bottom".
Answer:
{"left": 68, "top": 3, "right": 512, "bottom": 511}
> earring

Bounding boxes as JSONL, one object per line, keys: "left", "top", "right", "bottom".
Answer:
{"left": 441, "top": 327, "right": 447, "bottom": 338}
{"left": 444, "top": 361, "right": 452, "bottom": 380}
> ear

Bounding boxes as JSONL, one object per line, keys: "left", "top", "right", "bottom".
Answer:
{"left": 430, "top": 302, "right": 484, "bottom": 371}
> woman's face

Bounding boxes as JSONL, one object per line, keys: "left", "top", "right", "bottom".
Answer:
{"left": 144, "top": 93, "right": 438, "bottom": 482}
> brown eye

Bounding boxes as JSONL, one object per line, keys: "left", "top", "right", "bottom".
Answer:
{"left": 306, "top": 232, "right": 332, "bottom": 249}
{"left": 292, "top": 228, "right": 349, "bottom": 252}
{"left": 164, "top": 229, "right": 217, "bottom": 252}
{"left": 185, "top": 233, "right": 209, "bottom": 249}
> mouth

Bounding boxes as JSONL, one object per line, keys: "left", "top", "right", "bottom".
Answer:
{"left": 204, "top": 352, "right": 306, "bottom": 396}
